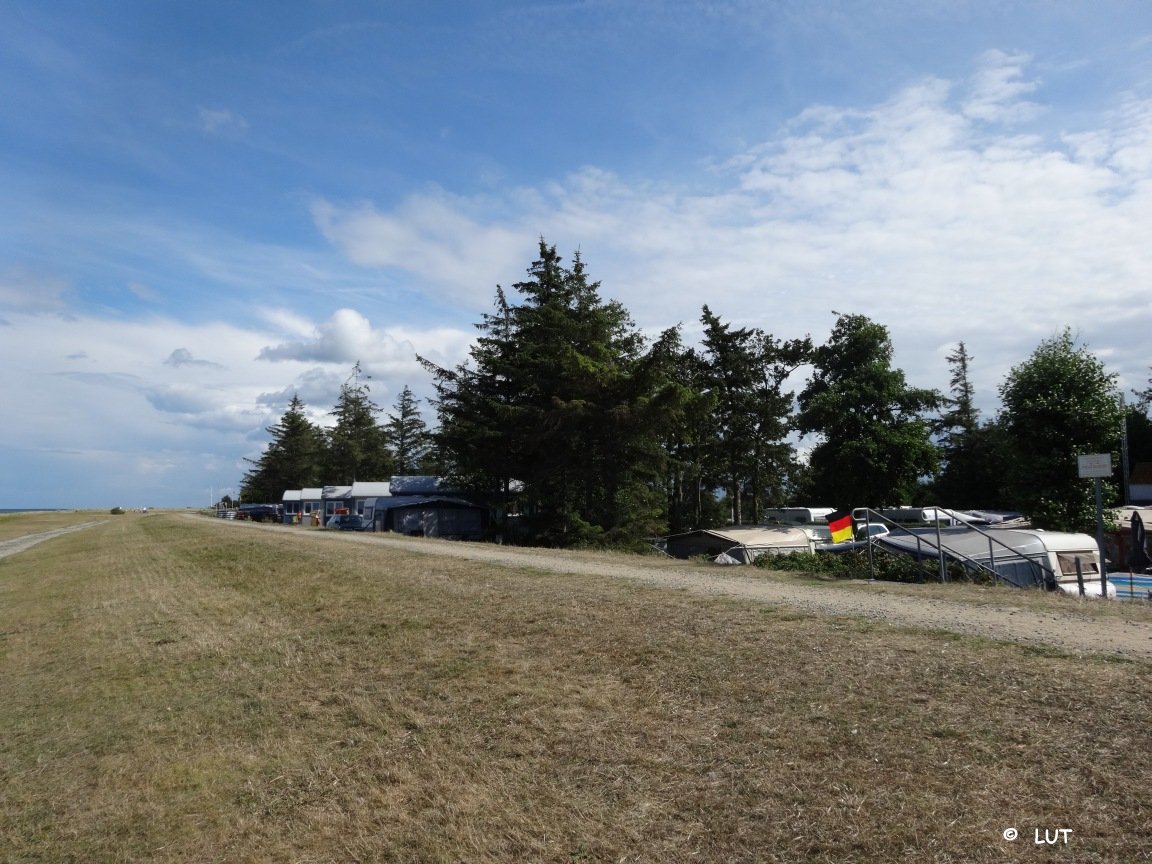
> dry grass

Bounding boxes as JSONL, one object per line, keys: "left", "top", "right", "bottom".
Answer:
{"left": 782, "top": 567, "right": 1152, "bottom": 626}
{"left": 0, "top": 509, "right": 114, "bottom": 541}
{"left": 1, "top": 511, "right": 1150, "bottom": 863}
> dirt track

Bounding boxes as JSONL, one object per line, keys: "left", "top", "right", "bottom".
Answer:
{"left": 0, "top": 522, "right": 106, "bottom": 559}
{"left": 228, "top": 520, "right": 1152, "bottom": 661}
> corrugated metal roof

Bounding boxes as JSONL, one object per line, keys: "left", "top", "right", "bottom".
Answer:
{"left": 350, "top": 481, "right": 391, "bottom": 498}
{"left": 372, "top": 496, "right": 480, "bottom": 512}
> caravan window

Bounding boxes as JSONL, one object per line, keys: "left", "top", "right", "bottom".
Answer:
{"left": 1057, "top": 553, "right": 1099, "bottom": 577}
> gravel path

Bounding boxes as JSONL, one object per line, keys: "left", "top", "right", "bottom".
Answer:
{"left": 0, "top": 522, "right": 106, "bottom": 559}
{"left": 242, "top": 523, "right": 1152, "bottom": 661}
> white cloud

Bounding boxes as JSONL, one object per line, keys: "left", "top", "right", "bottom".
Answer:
{"left": 311, "top": 54, "right": 1152, "bottom": 411}
{"left": 165, "top": 348, "right": 224, "bottom": 368}
{"left": 311, "top": 195, "right": 528, "bottom": 306}
{"left": 256, "top": 308, "right": 471, "bottom": 387}
{"left": 0, "top": 304, "right": 466, "bottom": 506}
{"left": 0, "top": 267, "right": 71, "bottom": 314}
{"left": 962, "top": 50, "right": 1042, "bottom": 124}
{"left": 5, "top": 49, "right": 1152, "bottom": 508}
{"left": 197, "top": 106, "right": 248, "bottom": 136}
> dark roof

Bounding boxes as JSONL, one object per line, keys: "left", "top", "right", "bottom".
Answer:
{"left": 389, "top": 475, "right": 463, "bottom": 495}
{"left": 372, "top": 496, "right": 480, "bottom": 512}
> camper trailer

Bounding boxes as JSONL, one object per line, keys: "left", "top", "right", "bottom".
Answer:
{"left": 876, "top": 527, "right": 1115, "bottom": 597}
{"left": 762, "top": 507, "right": 836, "bottom": 526}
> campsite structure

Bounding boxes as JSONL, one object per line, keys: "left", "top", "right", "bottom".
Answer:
{"left": 660, "top": 525, "right": 816, "bottom": 563}
{"left": 279, "top": 476, "right": 487, "bottom": 540}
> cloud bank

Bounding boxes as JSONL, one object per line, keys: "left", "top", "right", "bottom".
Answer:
{"left": 312, "top": 51, "right": 1152, "bottom": 403}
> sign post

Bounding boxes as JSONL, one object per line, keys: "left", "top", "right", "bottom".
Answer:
{"left": 1078, "top": 453, "right": 1112, "bottom": 592}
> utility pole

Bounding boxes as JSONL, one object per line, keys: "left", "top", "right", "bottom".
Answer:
{"left": 1121, "top": 394, "right": 1131, "bottom": 505}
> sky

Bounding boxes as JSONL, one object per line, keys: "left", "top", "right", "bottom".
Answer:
{"left": 2, "top": 0, "right": 1151, "bottom": 509}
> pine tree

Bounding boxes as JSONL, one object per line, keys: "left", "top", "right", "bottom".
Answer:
{"left": 698, "top": 306, "right": 810, "bottom": 523}
{"left": 660, "top": 344, "right": 724, "bottom": 533}
{"left": 385, "top": 386, "right": 433, "bottom": 474}
{"left": 422, "top": 240, "right": 682, "bottom": 546}
{"left": 322, "top": 363, "right": 394, "bottom": 484}
{"left": 934, "top": 343, "right": 983, "bottom": 506}
{"left": 240, "top": 394, "right": 324, "bottom": 501}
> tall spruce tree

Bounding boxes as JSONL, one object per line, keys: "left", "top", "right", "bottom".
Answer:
{"left": 699, "top": 306, "right": 810, "bottom": 524}
{"left": 998, "top": 329, "right": 1123, "bottom": 531}
{"left": 795, "top": 313, "right": 940, "bottom": 507}
{"left": 240, "top": 394, "right": 324, "bottom": 502}
{"left": 322, "top": 363, "right": 394, "bottom": 484}
{"left": 934, "top": 342, "right": 993, "bottom": 507}
{"left": 385, "top": 385, "right": 434, "bottom": 474}
{"left": 660, "top": 344, "right": 725, "bottom": 533}
{"left": 422, "top": 240, "right": 682, "bottom": 546}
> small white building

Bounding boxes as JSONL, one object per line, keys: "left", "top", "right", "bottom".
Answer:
{"left": 321, "top": 485, "right": 353, "bottom": 521}
{"left": 281, "top": 490, "right": 302, "bottom": 524}
{"left": 349, "top": 481, "right": 391, "bottom": 522}
{"left": 281, "top": 488, "right": 326, "bottom": 524}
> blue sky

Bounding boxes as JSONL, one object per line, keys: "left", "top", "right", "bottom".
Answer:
{"left": 2, "top": 1, "right": 1151, "bottom": 508}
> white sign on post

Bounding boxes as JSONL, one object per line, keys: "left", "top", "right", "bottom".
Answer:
{"left": 1077, "top": 453, "right": 1112, "bottom": 479}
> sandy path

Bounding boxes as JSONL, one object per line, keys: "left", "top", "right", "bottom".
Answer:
{"left": 0, "top": 522, "right": 106, "bottom": 559}
{"left": 224, "top": 520, "right": 1152, "bottom": 661}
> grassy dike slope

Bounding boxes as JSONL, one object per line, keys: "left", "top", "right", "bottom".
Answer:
{"left": 1, "top": 511, "right": 1150, "bottom": 863}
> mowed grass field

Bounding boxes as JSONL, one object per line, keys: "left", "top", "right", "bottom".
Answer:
{"left": 2, "top": 511, "right": 1150, "bottom": 863}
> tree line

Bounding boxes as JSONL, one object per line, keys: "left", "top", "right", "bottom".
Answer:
{"left": 241, "top": 240, "right": 1152, "bottom": 546}
{"left": 240, "top": 371, "right": 439, "bottom": 504}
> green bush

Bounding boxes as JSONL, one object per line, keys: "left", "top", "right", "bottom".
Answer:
{"left": 755, "top": 550, "right": 865, "bottom": 578}
{"left": 754, "top": 546, "right": 993, "bottom": 584}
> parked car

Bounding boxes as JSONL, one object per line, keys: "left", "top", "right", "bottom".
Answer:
{"left": 237, "top": 503, "right": 283, "bottom": 523}
{"left": 333, "top": 513, "right": 372, "bottom": 531}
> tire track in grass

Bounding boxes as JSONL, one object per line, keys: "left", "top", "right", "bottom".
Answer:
{"left": 0, "top": 522, "right": 107, "bottom": 560}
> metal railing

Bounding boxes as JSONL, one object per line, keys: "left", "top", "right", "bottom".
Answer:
{"left": 851, "top": 507, "right": 1057, "bottom": 588}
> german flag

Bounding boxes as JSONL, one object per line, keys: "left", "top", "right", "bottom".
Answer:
{"left": 827, "top": 509, "right": 854, "bottom": 543}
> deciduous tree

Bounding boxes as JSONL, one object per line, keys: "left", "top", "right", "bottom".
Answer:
{"left": 796, "top": 313, "right": 940, "bottom": 507}
{"left": 998, "top": 329, "right": 1123, "bottom": 531}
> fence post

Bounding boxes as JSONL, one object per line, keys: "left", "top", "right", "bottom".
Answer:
{"left": 1076, "top": 557, "right": 1084, "bottom": 596}
{"left": 934, "top": 516, "right": 946, "bottom": 582}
